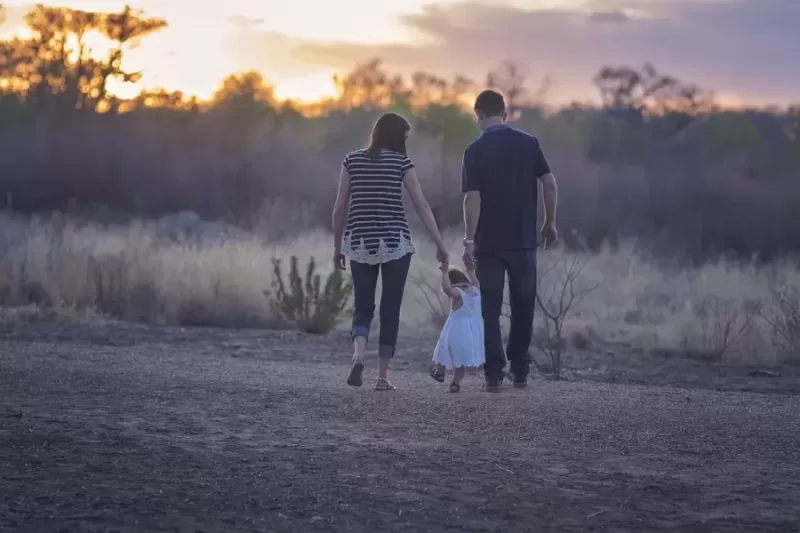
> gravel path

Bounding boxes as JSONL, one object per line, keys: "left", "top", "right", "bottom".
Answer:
{"left": 1, "top": 325, "right": 799, "bottom": 532}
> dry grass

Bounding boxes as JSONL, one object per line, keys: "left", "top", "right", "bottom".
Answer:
{"left": 1, "top": 211, "right": 798, "bottom": 366}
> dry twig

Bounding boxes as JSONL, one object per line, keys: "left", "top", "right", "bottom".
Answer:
{"left": 409, "top": 272, "right": 449, "bottom": 329}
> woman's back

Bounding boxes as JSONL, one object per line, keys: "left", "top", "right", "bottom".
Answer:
{"left": 342, "top": 149, "right": 414, "bottom": 264}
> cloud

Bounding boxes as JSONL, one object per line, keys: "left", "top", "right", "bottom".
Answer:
{"left": 288, "top": 0, "right": 800, "bottom": 104}
{"left": 228, "top": 15, "right": 265, "bottom": 29}
{"left": 224, "top": 29, "right": 330, "bottom": 79}
{"left": 586, "top": 9, "right": 631, "bottom": 23}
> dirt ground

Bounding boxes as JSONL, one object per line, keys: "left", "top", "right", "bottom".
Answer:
{"left": 1, "top": 319, "right": 800, "bottom": 532}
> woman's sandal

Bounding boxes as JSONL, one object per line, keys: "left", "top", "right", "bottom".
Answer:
{"left": 430, "top": 368, "right": 445, "bottom": 383}
{"left": 448, "top": 382, "right": 461, "bottom": 393}
{"left": 375, "top": 378, "right": 396, "bottom": 392}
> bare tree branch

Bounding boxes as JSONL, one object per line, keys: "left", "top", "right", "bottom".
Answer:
{"left": 761, "top": 281, "right": 800, "bottom": 362}
{"left": 409, "top": 272, "right": 449, "bottom": 329}
{"left": 532, "top": 253, "right": 597, "bottom": 379}
{"left": 685, "top": 295, "right": 760, "bottom": 361}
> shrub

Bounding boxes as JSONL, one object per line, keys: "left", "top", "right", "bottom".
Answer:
{"left": 409, "top": 272, "right": 449, "bottom": 329}
{"left": 762, "top": 282, "right": 800, "bottom": 362}
{"left": 533, "top": 254, "right": 596, "bottom": 379}
{"left": 269, "top": 255, "right": 351, "bottom": 334}
{"left": 682, "top": 295, "right": 760, "bottom": 362}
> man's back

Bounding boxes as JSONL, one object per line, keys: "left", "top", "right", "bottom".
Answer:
{"left": 461, "top": 124, "right": 551, "bottom": 253}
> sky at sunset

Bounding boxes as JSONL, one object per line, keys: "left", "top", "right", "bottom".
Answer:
{"left": 1, "top": 0, "right": 798, "bottom": 106}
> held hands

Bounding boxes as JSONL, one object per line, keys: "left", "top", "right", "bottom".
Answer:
{"left": 462, "top": 243, "right": 476, "bottom": 270}
{"left": 540, "top": 219, "right": 558, "bottom": 249}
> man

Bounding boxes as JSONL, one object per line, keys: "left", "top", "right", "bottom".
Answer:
{"left": 461, "top": 90, "right": 559, "bottom": 392}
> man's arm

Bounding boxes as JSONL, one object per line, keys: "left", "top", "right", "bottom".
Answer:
{"left": 463, "top": 192, "right": 480, "bottom": 242}
{"left": 465, "top": 265, "right": 480, "bottom": 287}
{"left": 532, "top": 138, "right": 558, "bottom": 246}
{"left": 539, "top": 172, "right": 557, "bottom": 223}
{"left": 461, "top": 146, "right": 480, "bottom": 244}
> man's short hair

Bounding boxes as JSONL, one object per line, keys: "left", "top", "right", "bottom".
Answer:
{"left": 474, "top": 90, "right": 505, "bottom": 117}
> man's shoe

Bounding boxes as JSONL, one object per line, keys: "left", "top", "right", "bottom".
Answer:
{"left": 482, "top": 379, "right": 503, "bottom": 393}
{"left": 508, "top": 370, "right": 528, "bottom": 389}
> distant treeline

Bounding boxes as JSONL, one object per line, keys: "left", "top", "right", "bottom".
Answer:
{"left": 1, "top": 4, "right": 799, "bottom": 262}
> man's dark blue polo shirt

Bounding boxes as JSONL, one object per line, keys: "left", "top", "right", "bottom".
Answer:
{"left": 461, "top": 124, "right": 552, "bottom": 253}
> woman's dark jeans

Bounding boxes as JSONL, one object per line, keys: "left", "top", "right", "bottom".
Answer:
{"left": 349, "top": 253, "right": 412, "bottom": 359}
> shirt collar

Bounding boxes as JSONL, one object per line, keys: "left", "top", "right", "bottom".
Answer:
{"left": 482, "top": 123, "right": 511, "bottom": 134}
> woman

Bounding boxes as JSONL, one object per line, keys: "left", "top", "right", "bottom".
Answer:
{"left": 332, "top": 112, "right": 448, "bottom": 391}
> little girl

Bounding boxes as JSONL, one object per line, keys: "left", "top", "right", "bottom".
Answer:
{"left": 430, "top": 260, "right": 485, "bottom": 392}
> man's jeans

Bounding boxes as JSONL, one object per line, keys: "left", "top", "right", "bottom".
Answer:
{"left": 476, "top": 250, "right": 537, "bottom": 383}
{"left": 349, "top": 253, "right": 412, "bottom": 359}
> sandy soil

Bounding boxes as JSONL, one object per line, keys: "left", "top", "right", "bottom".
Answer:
{"left": 1, "top": 320, "right": 799, "bottom": 532}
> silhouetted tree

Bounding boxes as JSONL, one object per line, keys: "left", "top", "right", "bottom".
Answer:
{"left": 123, "top": 88, "right": 198, "bottom": 112}
{"left": 333, "top": 58, "right": 407, "bottom": 109}
{"left": 409, "top": 72, "right": 474, "bottom": 108}
{"left": 594, "top": 63, "right": 713, "bottom": 127}
{"left": 1, "top": 8, "right": 799, "bottom": 262}
{"left": 487, "top": 61, "right": 527, "bottom": 120}
{"left": 589, "top": 63, "right": 715, "bottom": 162}
{"left": 0, "top": 4, "right": 166, "bottom": 113}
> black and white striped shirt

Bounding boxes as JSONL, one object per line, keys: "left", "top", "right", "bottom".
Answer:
{"left": 341, "top": 149, "right": 415, "bottom": 264}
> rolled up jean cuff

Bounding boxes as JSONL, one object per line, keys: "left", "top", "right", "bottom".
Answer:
{"left": 378, "top": 344, "right": 395, "bottom": 359}
{"left": 351, "top": 325, "right": 369, "bottom": 342}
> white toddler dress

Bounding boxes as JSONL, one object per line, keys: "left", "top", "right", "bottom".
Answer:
{"left": 432, "top": 287, "right": 485, "bottom": 369}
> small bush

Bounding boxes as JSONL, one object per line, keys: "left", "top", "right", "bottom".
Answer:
{"left": 500, "top": 253, "right": 596, "bottom": 380}
{"left": 762, "top": 282, "right": 800, "bottom": 362}
{"left": 682, "top": 295, "right": 760, "bottom": 361}
{"left": 269, "top": 255, "right": 351, "bottom": 334}
{"left": 533, "top": 254, "right": 597, "bottom": 379}
{"left": 88, "top": 255, "right": 129, "bottom": 319}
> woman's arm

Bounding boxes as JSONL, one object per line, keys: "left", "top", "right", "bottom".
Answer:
{"left": 403, "top": 168, "right": 446, "bottom": 251}
{"left": 332, "top": 165, "right": 350, "bottom": 254}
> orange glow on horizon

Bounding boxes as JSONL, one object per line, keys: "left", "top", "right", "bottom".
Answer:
{"left": 0, "top": 0, "right": 442, "bottom": 103}
{"left": 272, "top": 73, "right": 338, "bottom": 103}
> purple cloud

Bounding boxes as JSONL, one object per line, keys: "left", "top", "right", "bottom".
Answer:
{"left": 287, "top": 0, "right": 800, "bottom": 104}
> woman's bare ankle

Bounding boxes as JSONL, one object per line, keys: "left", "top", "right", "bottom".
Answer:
{"left": 352, "top": 336, "right": 367, "bottom": 363}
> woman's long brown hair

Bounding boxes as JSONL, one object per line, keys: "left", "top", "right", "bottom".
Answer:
{"left": 366, "top": 112, "right": 411, "bottom": 159}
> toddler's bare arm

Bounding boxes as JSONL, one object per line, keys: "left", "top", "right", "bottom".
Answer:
{"left": 440, "top": 264, "right": 462, "bottom": 300}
